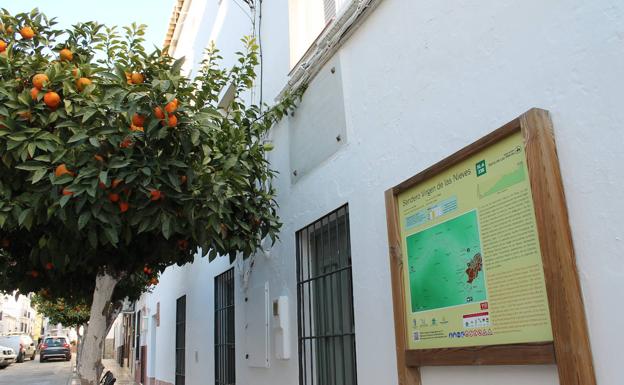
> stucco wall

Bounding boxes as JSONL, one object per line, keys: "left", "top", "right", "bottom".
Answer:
{"left": 145, "top": 0, "right": 624, "bottom": 384}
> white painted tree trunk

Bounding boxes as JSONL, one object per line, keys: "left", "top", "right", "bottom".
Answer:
{"left": 76, "top": 272, "right": 120, "bottom": 385}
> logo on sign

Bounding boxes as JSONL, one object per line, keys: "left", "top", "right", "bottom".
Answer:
{"left": 476, "top": 160, "right": 487, "bottom": 176}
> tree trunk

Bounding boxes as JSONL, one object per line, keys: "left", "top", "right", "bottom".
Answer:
{"left": 76, "top": 323, "right": 86, "bottom": 369}
{"left": 77, "top": 272, "right": 120, "bottom": 385}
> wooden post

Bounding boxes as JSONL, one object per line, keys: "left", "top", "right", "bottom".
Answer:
{"left": 521, "top": 109, "right": 597, "bottom": 385}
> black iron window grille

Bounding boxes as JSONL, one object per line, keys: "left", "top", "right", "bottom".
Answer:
{"left": 175, "top": 295, "right": 186, "bottom": 385}
{"left": 215, "top": 268, "right": 236, "bottom": 385}
{"left": 296, "top": 204, "right": 358, "bottom": 385}
{"left": 135, "top": 310, "right": 141, "bottom": 360}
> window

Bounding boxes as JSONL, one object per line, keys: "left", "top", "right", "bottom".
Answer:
{"left": 215, "top": 268, "right": 235, "bottom": 385}
{"left": 296, "top": 205, "right": 357, "bottom": 385}
{"left": 44, "top": 337, "right": 67, "bottom": 346}
{"left": 288, "top": 0, "right": 338, "bottom": 67}
{"left": 135, "top": 310, "right": 141, "bottom": 360}
{"left": 175, "top": 295, "right": 186, "bottom": 385}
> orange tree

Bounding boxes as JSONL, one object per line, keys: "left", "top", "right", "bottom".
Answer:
{"left": 31, "top": 292, "right": 91, "bottom": 334}
{"left": 0, "top": 9, "right": 298, "bottom": 383}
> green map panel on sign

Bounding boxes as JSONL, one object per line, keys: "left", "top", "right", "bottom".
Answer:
{"left": 478, "top": 161, "right": 526, "bottom": 199}
{"left": 406, "top": 210, "right": 487, "bottom": 313}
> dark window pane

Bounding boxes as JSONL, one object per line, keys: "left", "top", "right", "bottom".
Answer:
{"left": 176, "top": 295, "right": 186, "bottom": 385}
{"left": 215, "top": 268, "right": 235, "bottom": 385}
{"left": 296, "top": 205, "right": 357, "bottom": 385}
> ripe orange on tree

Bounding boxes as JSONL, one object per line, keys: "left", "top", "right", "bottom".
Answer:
{"left": 132, "top": 113, "right": 146, "bottom": 127}
{"left": 119, "top": 201, "right": 129, "bottom": 213}
{"left": 119, "top": 137, "right": 133, "bottom": 148}
{"left": 30, "top": 87, "right": 39, "bottom": 100}
{"left": 177, "top": 239, "right": 189, "bottom": 251}
{"left": 149, "top": 189, "right": 163, "bottom": 201}
{"left": 59, "top": 48, "right": 73, "bottom": 61}
{"left": 130, "top": 72, "right": 144, "bottom": 84}
{"left": 32, "top": 73, "right": 48, "bottom": 90}
{"left": 45, "top": 262, "right": 54, "bottom": 270}
{"left": 129, "top": 124, "right": 144, "bottom": 132}
{"left": 163, "top": 114, "right": 177, "bottom": 127}
{"left": 44, "top": 91, "right": 61, "bottom": 109}
{"left": 0, "top": 40, "right": 6, "bottom": 53}
{"left": 111, "top": 179, "right": 123, "bottom": 189}
{"left": 165, "top": 98, "right": 178, "bottom": 113}
{"left": 153, "top": 106, "right": 165, "bottom": 120}
{"left": 19, "top": 26, "right": 35, "bottom": 39}
{"left": 108, "top": 193, "right": 120, "bottom": 202}
{"left": 55, "top": 164, "right": 72, "bottom": 177}
{"left": 76, "top": 77, "right": 92, "bottom": 91}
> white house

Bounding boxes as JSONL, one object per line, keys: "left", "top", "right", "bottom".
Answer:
{"left": 0, "top": 292, "right": 37, "bottom": 336}
{"left": 126, "top": 1, "right": 624, "bottom": 385}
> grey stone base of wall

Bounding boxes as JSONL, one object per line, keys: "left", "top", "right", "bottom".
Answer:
{"left": 147, "top": 377, "right": 173, "bottom": 385}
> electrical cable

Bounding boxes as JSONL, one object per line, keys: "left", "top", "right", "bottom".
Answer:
{"left": 258, "top": 0, "right": 264, "bottom": 110}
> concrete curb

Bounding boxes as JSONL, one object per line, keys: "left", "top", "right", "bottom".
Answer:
{"left": 67, "top": 374, "right": 81, "bottom": 385}
{"left": 67, "top": 364, "right": 80, "bottom": 385}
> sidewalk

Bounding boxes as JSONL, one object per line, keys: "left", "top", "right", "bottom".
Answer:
{"left": 68, "top": 359, "right": 139, "bottom": 385}
{"left": 102, "top": 359, "right": 139, "bottom": 385}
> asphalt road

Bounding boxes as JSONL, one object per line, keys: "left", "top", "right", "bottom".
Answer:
{"left": 0, "top": 355, "right": 73, "bottom": 385}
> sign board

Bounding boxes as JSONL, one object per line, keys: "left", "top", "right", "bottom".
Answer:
{"left": 385, "top": 109, "right": 596, "bottom": 385}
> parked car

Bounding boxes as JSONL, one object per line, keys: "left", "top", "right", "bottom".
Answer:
{"left": 39, "top": 336, "right": 71, "bottom": 362}
{"left": 0, "top": 334, "right": 36, "bottom": 362}
{"left": 0, "top": 345, "right": 17, "bottom": 369}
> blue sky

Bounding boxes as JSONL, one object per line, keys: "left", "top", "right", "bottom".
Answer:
{"left": 2, "top": 0, "right": 175, "bottom": 49}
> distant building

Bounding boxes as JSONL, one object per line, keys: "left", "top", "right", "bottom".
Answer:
{"left": 0, "top": 292, "right": 37, "bottom": 336}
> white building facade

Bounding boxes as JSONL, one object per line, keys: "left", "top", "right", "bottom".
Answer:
{"left": 0, "top": 292, "right": 37, "bottom": 336}
{"left": 133, "top": 1, "right": 624, "bottom": 385}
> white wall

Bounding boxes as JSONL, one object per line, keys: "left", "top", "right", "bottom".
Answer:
{"left": 145, "top": 0, "right": 624, "bottom": 384}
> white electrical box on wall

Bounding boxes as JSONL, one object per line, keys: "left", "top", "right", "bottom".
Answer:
{"left": 245, "top": 281, "right": 270, "bottom": 368}
{"left": 273, "top": 295, "right": 290, "bottom": 360}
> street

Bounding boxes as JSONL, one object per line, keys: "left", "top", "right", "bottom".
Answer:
{"left": 0, "top": 355, "right": 73, "bottom": 385}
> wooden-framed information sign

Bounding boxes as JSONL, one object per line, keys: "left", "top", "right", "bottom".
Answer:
{"left": 385, "top": 109, "right": 596, "bottom": 385}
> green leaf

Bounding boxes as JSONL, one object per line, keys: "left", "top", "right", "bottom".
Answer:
{"left": 56, "top": 120, "right": 79, "bottom": 129}
{"left": 171, "top": 57, "right": 185, "bottom": 74}
{"left": 68, "top": 131, "right": 89, "bottom": 143}
{"left": 99, "top": 170, "right": 108, "bottom": 184}
{"left": 104, "top": 227, "right": 119, "bottom": 245}
{"left": 32, "top": 169, "right": 48, "bottom": 183}
{"left": 78, "top": 211, "right": 91, "bottom": 230}
{"left": 15, "top": 163, "right": 46, "bottom": 171}
{"left": 108, "top": 159, "right": 131, "bottom": 169}
{"left": 82, "top": 109, "right": 97, "bottom": 123}
{"left": 224, "top": 156, "right": 237, "bottom": 171}
{"left": 162, "top": 216, "right": 172, "bottom": 239}
{"left": 18, "top": 208, "right": 34, "bottom": 229}
{"left": 59, "top": 195, "right": 72, "bottom": 208}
